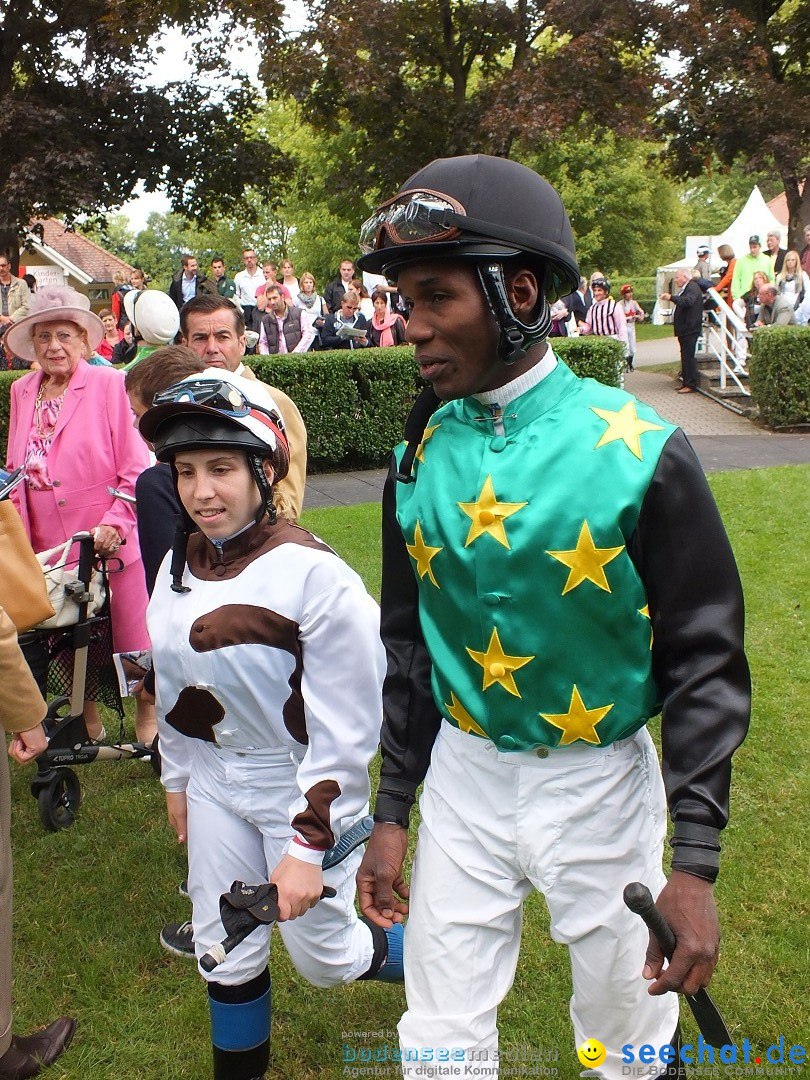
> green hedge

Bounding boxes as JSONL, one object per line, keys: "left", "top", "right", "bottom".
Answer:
{"left": 248, "top": 347, "right": 418, "bottom": 471}
{"left": 0, "top": 339, "right": 623, "bottom": 471}
{"left": 249, "top": 339, "right": 623, "bottom": 469}
{"left": 748, "top": 326, "right": 810, "bottom": 429}
{"left": 554, "top": 336, "right": 625, "bottom": 389}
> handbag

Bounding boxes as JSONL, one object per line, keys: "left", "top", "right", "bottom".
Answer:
{"left": 35, "top": 536, "right": 106, "bottom": 630}
{"left": 0, "top": 500, "right": 56, "bottom": 632}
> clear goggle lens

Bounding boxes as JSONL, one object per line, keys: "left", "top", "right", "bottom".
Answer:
{"left": 359, "top": 190, "right": 466, "bottom": 253}
{"left": 152, "top": 379, "right": 285, "bottom": 436}
{"left": 153, "top": 379, "right": 252, "bottom": 416}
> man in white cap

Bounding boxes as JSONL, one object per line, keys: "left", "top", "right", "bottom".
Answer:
{"left": 693, "top": 244, "right": 711, "bottom": 280}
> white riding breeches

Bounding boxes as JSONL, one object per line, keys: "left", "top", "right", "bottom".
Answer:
{"left": 398, "top": 721, "right": 678, "bottom": 1080}
{"left": 186, "top": 743, "right": 374, "bottom": 987}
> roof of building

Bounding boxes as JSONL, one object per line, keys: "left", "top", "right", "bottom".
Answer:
{"left": 29, "top": 219, "right": 135, "bottom": 282}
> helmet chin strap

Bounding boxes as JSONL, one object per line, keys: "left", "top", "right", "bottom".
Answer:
{"left": 476, "top": 263, "right": 552, "bottom": 365}
{"left": 248, "top": 453, "right": 277, "bottom": 526}
{"left": 167, "top": 455, "right": 277, "bottom": 594}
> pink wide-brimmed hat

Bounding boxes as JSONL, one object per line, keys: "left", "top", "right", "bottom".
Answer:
{"left": 5, "top": 286, "right": 104, "bottom": 362}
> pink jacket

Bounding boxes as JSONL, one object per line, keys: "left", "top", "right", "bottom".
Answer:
{"left": 7, "top": 361, "right": 149, "bottom": 567}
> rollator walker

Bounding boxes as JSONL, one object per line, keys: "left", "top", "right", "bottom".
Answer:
{"left": 12, "top": 519, "right": 159, "bottom": 830}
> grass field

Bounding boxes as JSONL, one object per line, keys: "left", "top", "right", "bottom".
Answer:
{"left": 8, "top": 465, "right": 808, "bottom": 1078}
{"left": 634, "top": 323, "right": 673, "bottom": 342}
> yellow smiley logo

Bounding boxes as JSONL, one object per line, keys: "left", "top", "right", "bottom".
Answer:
{"left": 577, "top": 1039, "right": 607, "bottom": 1069}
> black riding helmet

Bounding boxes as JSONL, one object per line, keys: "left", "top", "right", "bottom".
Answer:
{"left": 358, "top": 154, "right": 580, "bottom": 365}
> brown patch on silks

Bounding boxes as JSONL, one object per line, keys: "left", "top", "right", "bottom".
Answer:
{"left": 291, "top": 779, "right": 341, "bottom": 849}
{"left": 190, "top": 605, "right": 299, "bottom": 653}
{"left": 189, "top": 605, "right": 308, "bottom": 745}
{"left": 165, "top": 686, "right": 224, "bottom": 742}
{"left": 282, "top": 654, "right": 307, "bottom": 746}
{"left": 187, "top": 519, "right": 333, "bottom": 582}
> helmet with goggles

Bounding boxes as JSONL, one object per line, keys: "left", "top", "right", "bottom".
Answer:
{"left": 357, "top": 154, "right": 580, "bottom": 364}
{"left": 590, "top": 277, "right": 611, "bottom": 294}
{"left": 139, "top": 371, "right": 289, "bottom": 530}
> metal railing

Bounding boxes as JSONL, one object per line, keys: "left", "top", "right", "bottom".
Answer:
{"left": 702, "top": 289, "right": 751, "bottom": 397}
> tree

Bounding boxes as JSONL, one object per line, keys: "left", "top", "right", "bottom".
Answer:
{"left": 676, "top": 158, "right": 783, "bottom": 240}
{"left": 657, "top": 0, "right": 810, "bottom": 247}
{"left": 524, "top": 134, "right": 686, "bottom": 276}
{"left": 0, "top": 0, "right": 290, "bottom": 269}
{"left": 259, "top": 0, "right": 663, "bottom": 202}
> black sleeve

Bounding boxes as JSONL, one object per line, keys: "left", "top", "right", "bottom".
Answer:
{"left": 669, "top": 283, "right": 702, "bottom": 313}
{"left": 135, "top": 465, "right": 181, "bottom": 595}
{"left": 375, "top": 458, "right": 443, "bottom": 826}
{"left": 629, "top": 429, "right": 751, "bottom": 879}
{"left": 324, "top": 281, "right": 341, "bottom": 313}
{"left": 355, "top": 314, "right": 372, "bottom": 346}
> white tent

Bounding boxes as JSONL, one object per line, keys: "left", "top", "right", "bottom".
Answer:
{"left": 684, "top": 186, "right": 785, "bottom": 266}
{"left": 652, "top": 186, "right": 785, "bottom": 323}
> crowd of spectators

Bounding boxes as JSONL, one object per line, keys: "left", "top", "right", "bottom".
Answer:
{"left": 2, "top": 225, "right": 808, "bottom": 377}
{"left": 144, "top": 252, "right": 413, "bottom": 355}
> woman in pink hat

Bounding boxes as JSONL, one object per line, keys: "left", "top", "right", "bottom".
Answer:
{"left": 5, "top": 287, "right": 154, "bottom": 743}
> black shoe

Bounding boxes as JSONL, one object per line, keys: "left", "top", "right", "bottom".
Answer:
{"left": 178, "top": 879, "right": 189, "bottom": 899}
{"left": 160, "top": 920, "right": 195, "bottom": 958}
{"left": 0, "top": 1018, "right": 75, "bottom": 1079}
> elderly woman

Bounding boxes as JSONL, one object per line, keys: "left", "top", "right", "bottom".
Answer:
{"left": 5, "top": 287, "right": 154, "bottom": 742}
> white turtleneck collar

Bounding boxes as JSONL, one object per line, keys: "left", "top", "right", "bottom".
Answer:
{"left": 473, "top": 345, "right": 558, "bottom": 408}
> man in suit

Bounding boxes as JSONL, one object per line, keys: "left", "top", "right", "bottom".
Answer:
{"left": 755, "top": 283, "right": 796, "bottom": 327}
{"left": 167, "top": 255, "right": 217, "bottom": 311}
{"left": 323, "top": 260, "right": 357, "bottom": 314}
{"left": 0, "top": 604, "right": 75, "bottom": 1078}
{"left": 660, "top": 269, "right": 704, "bottom": 393}
{"left": 569, "top": 276, "right": 590, "bottom": 329}
{"left": 320, "top": 290, "right": 370, "bottom": 349}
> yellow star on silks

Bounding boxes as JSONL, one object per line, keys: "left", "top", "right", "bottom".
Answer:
{"left": 415, "top": 423, "right": 441, "bottom": 464}
{"left": 540, "top": 685, "right": 614, "bottom": 746}
{"left": 546, "top": 521, "right": 624, "bottom": 595}
{"left": 591, "top": 401, "right": 664, "bottom": 460}
{"left": 405, "top": 521, "right": 442, "bottom": 588}
{"left": 466, "top": 627, "right": 534, "bottom": 697}
{"left": 639, "top": 603, "right": 653, "bottom": 649}
{"left": 445, "top": 692, "right": 487, "bottom": 737}
{"left": 458, "top": 475, "right": 527, "bottom": 548}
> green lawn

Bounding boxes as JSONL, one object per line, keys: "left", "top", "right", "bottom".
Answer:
{"left": 9, "top": 465, "right": 808, "bottom": 1078}
{"left": 635, "top": 323, "right": 673, "bottom": 342}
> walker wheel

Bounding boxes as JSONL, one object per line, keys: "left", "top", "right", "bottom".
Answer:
{"left": 37, "top": 768, "right": 81, "bottom": 831}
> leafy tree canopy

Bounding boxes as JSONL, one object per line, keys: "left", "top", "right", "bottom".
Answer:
{"left": 0, "top": 0, "right": 290, "bottom": 265}
{"left": 523, "top": 133, "right": 686, "bottom": 277}
{"left": 259, "top": 0, "right": 662, "bottom": 201}
{"left": 658, "top": 0, "right": 810, "bottom": 246}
